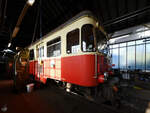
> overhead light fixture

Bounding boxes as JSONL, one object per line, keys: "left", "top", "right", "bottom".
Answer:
{"left": 16, "top": 47, "right": 19, "bottom": 50}
{"left": 8, "top": 43, "right": 11, "bottom": 47}
{"left": 11, "top": 0, "right": 35, "bottom": 39}
{"left": 27, "top": 0, "right": 35, "bottom": 6}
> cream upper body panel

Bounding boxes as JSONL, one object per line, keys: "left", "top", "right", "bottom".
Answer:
{"left": 28, "top": 15, "right": 98, "bottom": 60}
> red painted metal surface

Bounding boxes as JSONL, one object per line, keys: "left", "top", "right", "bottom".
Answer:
{"left": 98, "top": 75, "right": 104, "bottom": 83}
{"left": 29, "top": 54, "right": 111, "bottom": 86}
{"left": 29, "top": 61, "right": 34, "bottom": 75}
{"left": 61, "top": 55, "right": 98, "bottom": 87}
{"left": 97, "top": 55, "right": 110, "bottom": 74}
{"left": 43, "top": 58, "right": 61, "bottom": 81}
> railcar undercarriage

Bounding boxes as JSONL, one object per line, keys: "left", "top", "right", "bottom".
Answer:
{"left": 45, "top": 77, "right": 121, "bottom": 108}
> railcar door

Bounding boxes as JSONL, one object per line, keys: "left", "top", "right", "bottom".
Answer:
{"left": 36, "top": 43, "right": 45, "bottom": 81}
{"left": 46, "top": 37, "right": 61, "bottom": 81}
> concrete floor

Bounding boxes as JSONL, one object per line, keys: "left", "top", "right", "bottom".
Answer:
{"left": 0, "top": 80, "right": 119, "bottom": 113}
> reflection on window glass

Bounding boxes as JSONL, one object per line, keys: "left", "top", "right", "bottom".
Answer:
{"left": 146, "top": 38, "right": 150, "bottom": 43}
{"left": 120, "top": 47, "right": 126, "bottom": 70}
{"left": 120, "top": 43, "right": 126, "bottom": 47}
{"left": 67, "top": 29, "right": 79, "bottom": 54}
{"left": 136, "top": 39, "right": 145, "bottom": 45}
{"left": 109, "top": 49, "right": 112, "bottom": 59}
{"left": 113, "top": 44, "right": 118, "bottom": 48}
{"left": 81, "top": 24, "right": 95, "bottom": 52}
{"left": 146, "top": 44, "right": 150, "bottom": 71}
{"left": 112, "top": 48, "right": 118, "bottom": 69}
{"left": 47, "top": 37, "right": 61, "bottom": 57}
{"left": 136, "top": 44, "right": 145, "bottom": 70}
{"left": 127, "top": 41, "right": 135, "bottom": 46}
{"left": 127, "top": 46, "right": 135, "bottom": 70}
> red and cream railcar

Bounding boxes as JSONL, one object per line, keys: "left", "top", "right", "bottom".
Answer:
{"left": 28, "top": 11, "right": 112, "bottom": 87}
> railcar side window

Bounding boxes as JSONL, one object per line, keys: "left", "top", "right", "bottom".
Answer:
{"left": 47, "top": 37, "right": 61, "bottom": 57}
{"left": 29, "top": 49, "right": 34, "bottom": 60}
{"left": 67, "top": 29, "right": 79, "bottom": 54}
{"left": 81, "top": 24, "right": 95, "bottom": 52}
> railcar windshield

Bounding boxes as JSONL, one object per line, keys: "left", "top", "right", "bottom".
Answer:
{"left": 95, "top": 28, "right": 108, "bottom": 55}
{"left": 81, "top": 24, "right": 108, "bottom": 54}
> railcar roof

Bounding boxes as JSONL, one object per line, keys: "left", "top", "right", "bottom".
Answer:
{"left": 29, "top": 11, "right": 97, "bottom": 47}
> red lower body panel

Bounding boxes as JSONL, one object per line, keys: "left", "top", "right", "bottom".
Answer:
{"left": 29, "top": 55, "right": 99, "bottom": 87}
{"left": 61, "top": 55, "right": 98, "bottom": 87}
{"left": 29, "top": 61, "right": 35, "bottom": 75}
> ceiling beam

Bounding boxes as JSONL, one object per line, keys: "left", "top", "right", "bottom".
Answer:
{"left": 115, "top": 0, "right": 119, "bottom": 17}
{"left": 103, "top": 5, "right": 150, "bottom": 27}
{"left": 104, "top": 0, "right": 112, "bottom": 21}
